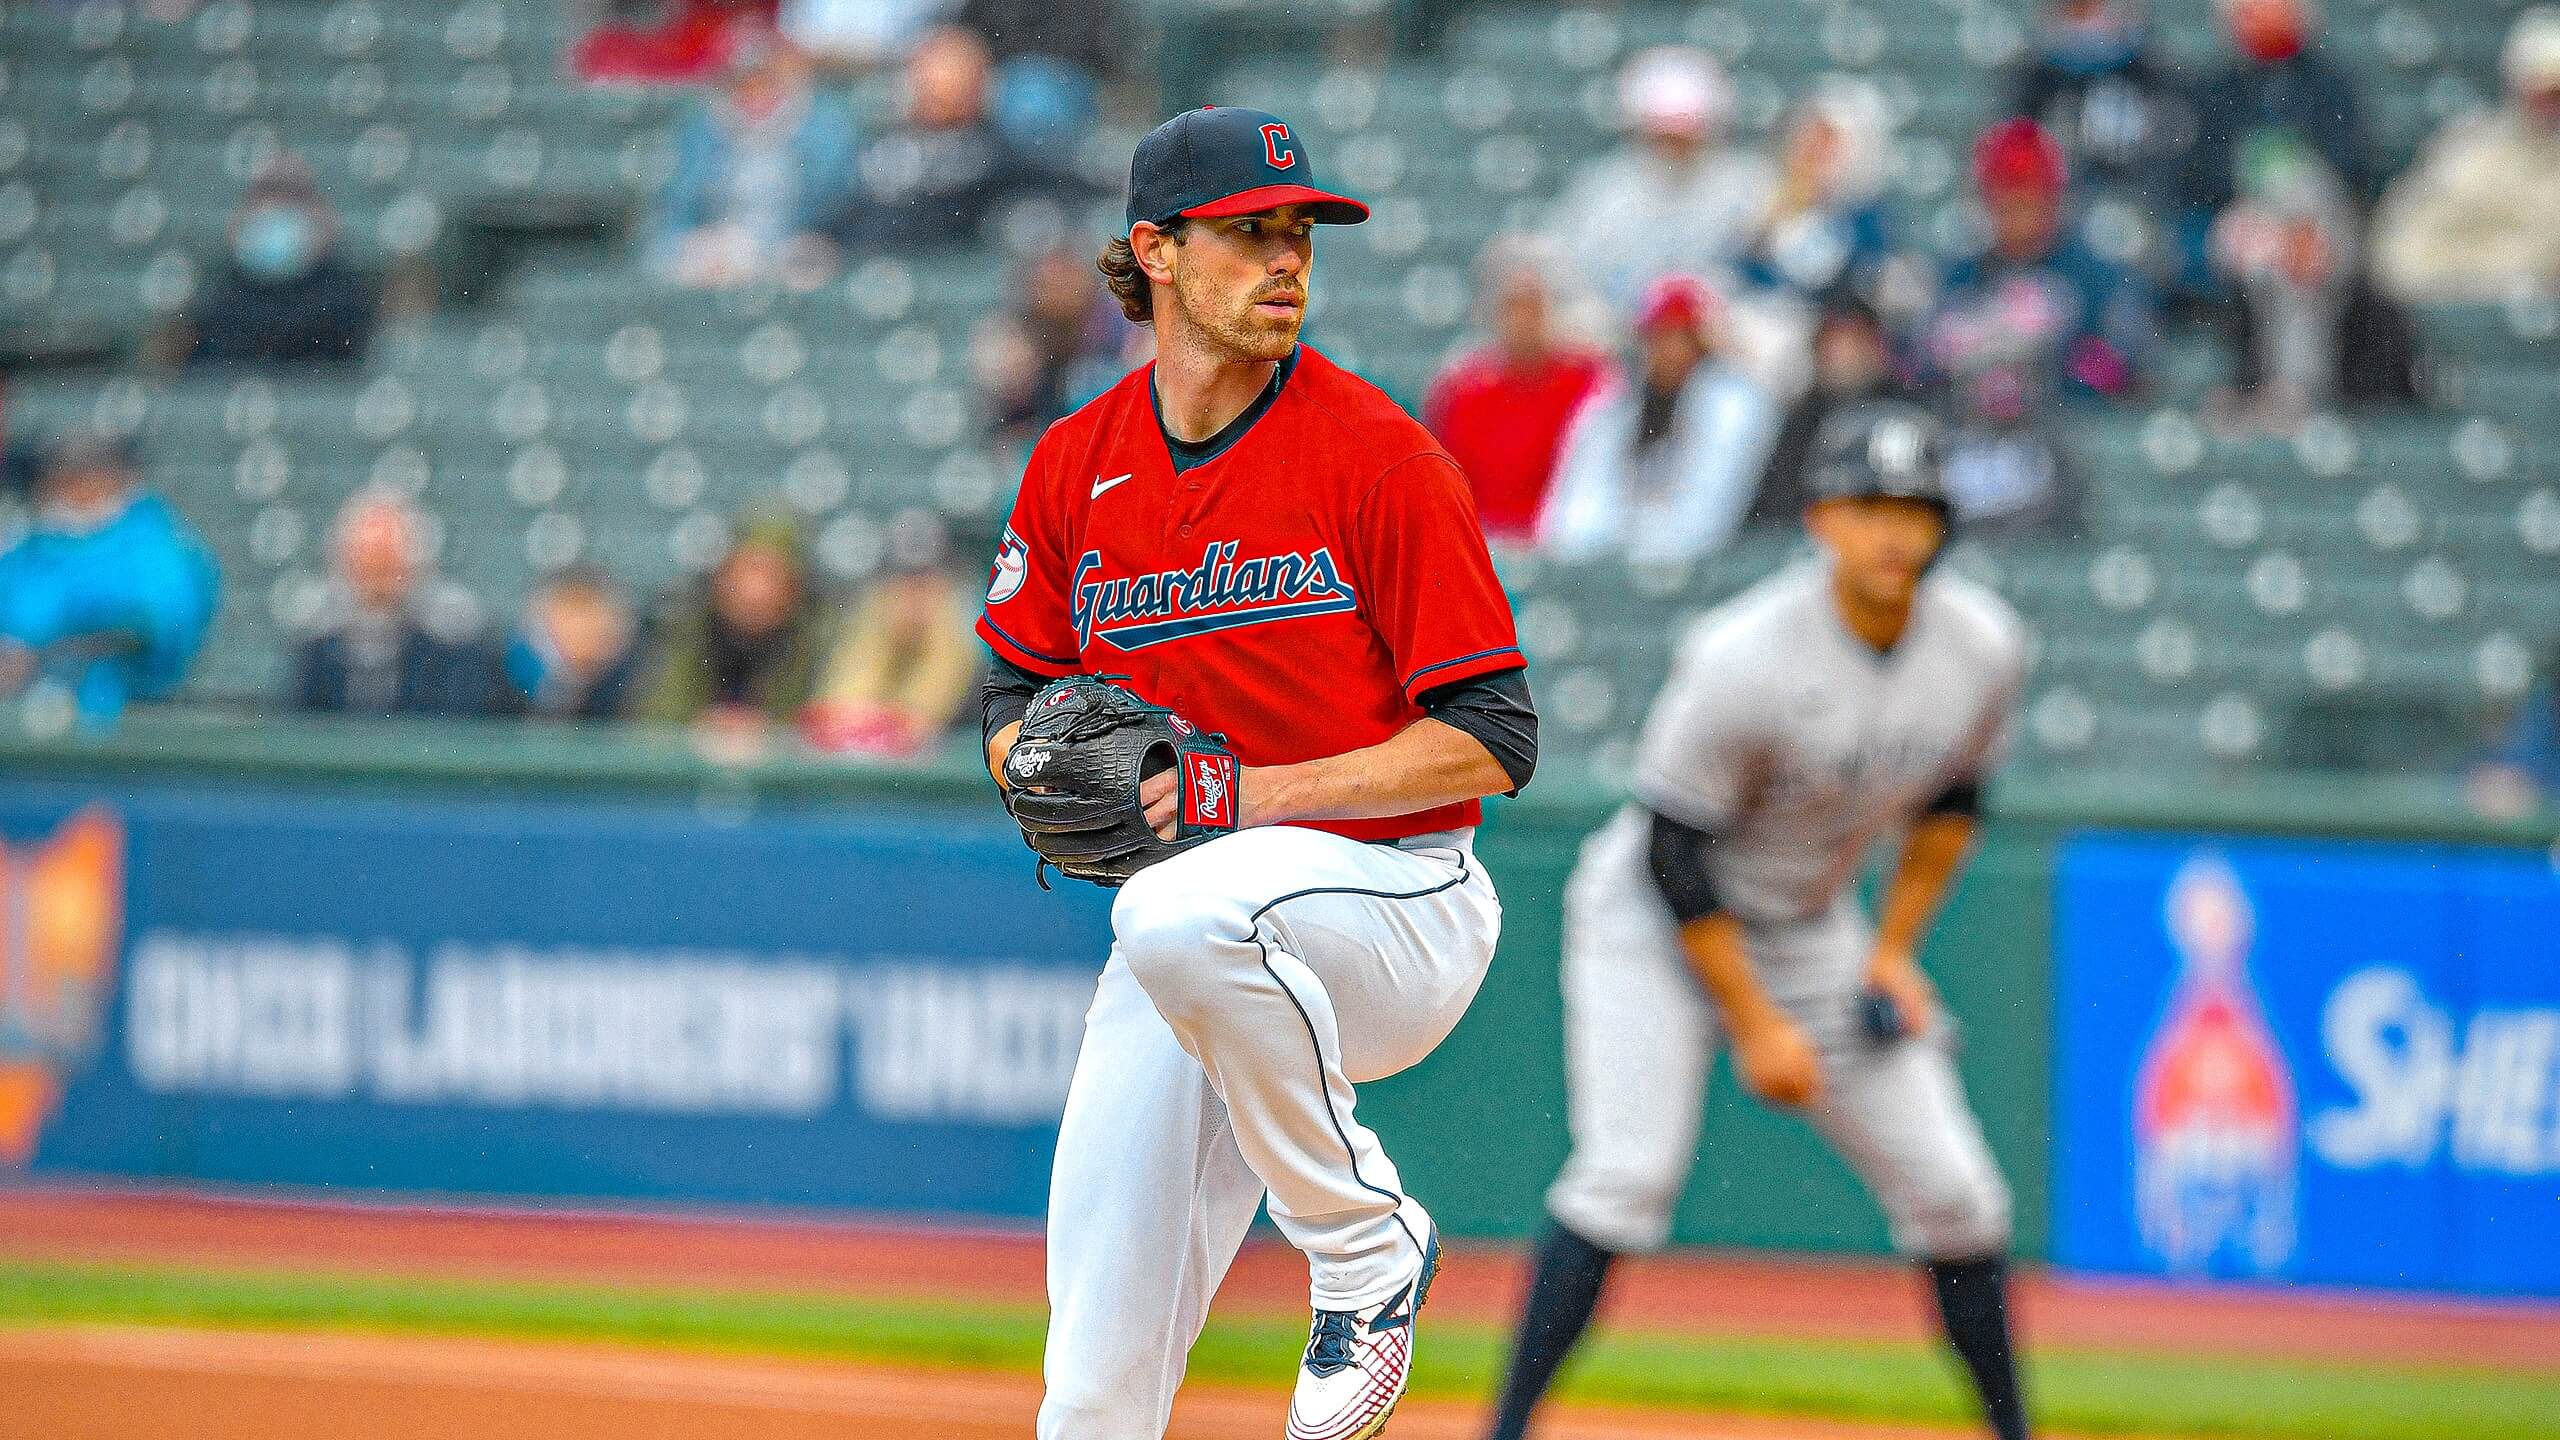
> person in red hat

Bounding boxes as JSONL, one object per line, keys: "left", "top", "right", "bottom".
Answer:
{"left": 2173, "top": 0, "right": 2373, "bottom": 295}
{"left": 1536, "top": 273, "right": 1778, "bottom": 565}
{"left": 1925, "top": 118, "right": 2154, "bottom": 419}
{"left": 1906, "top": 119, "right": 2142, "bottom": 537}
{"left": 1975, "top": 116, "right": 2070, "bottom": 248}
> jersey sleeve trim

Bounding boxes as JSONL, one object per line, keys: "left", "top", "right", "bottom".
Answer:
{"left": 975, "top": 613, "right": 1081, "bottom": 676}
{"left": 1402, "top": 645, "right": 1525, "bottom": 699}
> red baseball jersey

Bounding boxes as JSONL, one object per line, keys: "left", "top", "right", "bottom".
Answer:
{"left": 978, "top": 345, "right": 1524, "bottom": 841}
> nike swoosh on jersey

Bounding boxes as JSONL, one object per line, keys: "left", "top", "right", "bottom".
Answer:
{"left": 1091, "top": 473, "right": 1134, "bottom": 498}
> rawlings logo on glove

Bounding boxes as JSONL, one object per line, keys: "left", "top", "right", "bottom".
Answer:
{"left": 1000, "top": 676, "right": 1239, "bottom": 888}
{"left": 1182, "top": 751, "right": 1236, "bottom": 829}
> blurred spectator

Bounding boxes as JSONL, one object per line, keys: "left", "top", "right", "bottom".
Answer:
{"left": 2205, "top": 159, "right": 2422, "bottom": 437}
{"left": 2008, "top": 0, "right": 2190, "bottom": 203}
{"left": 955, "top": 0, "right": 1122, "bottom": 150}
{"left": 632, "top": 510, "right": 833, "bottom": 730}
{"left": 1728, "top": 76, "right": 1900, "bottom": 394}
{"left": 649, "top": 32, "right": 854, "bottom": 290}
{"left": 2468, "top": 641, "right": 2560, "bottom": 819}
{"left": 1746, "top": 294, "right": 1915, "bottom": 525}
{"left": 780, "top": 0, "right": 948, "bottom": 72}
{"left": 2374, "top": 7, "right": 2560, "bottom": 302}
{"left": 0, "top": 433, "right": 216, "bottom": 731}
{"left": 1550, "top": 48, "right": 1774, "bottom": 315}
{"left": 829, "top": 26, "right": 1065, "bottom": 251}
{"left": 1927, "top": 119, "right": 2153, "bottom": 414}
{"left": 497, "top": 568, "right": 643, "bottom": 721}
{"left": 801, "top": 513, "right": 978, "bottom": 758}
{"left": 970, "top": 242, "right": 1134, "bottom": 455}
{"left": 291, "top": 489, "right": 494, "bottom": 718}
{"left": 2174, "top": 0, "right": 2374, "bottom": 295}
{"left": 1537, "top": 276, "right": 1778, "bottom": 566}
{"left": 170, "top": 157, "right": 380, "bottom": 370}
{"left": 574, "top": 0, "right": 779, "bottom": 85}
{"left": 1737, "top": 77, "right": 1896, "bottom": 303}
{"left": 1424, "top": 235, "right": 1610, "bottom": 549}
{"left": 1923, "top": 123, "right": 2131, "bottom": 538}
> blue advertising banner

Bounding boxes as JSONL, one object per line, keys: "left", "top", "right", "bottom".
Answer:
{"left": 2055, "top": 833, "right": 2560, "bottom": 1297}
{"left": 0, "top": 781, "right": 1113, "bottom": 1219}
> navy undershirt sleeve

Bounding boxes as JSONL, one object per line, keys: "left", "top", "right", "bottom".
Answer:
{"left": 1419, "top": 666, "right": 1538, "bottom": 795}
{"left": 981, "top": 650, "right": 1051, "bottom": 750}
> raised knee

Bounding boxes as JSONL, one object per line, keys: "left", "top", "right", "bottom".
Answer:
{"left": 1111, "top": 861, "right": 1252, "bottom": 1021}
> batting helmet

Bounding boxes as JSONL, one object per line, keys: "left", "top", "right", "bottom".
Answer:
{"left": 1805, "top": 400, "right": 1951, "bottom": 515}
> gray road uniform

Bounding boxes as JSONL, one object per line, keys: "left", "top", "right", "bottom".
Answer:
{"left": 1544, "top": 559, "right": 2029, "bottom": 1259}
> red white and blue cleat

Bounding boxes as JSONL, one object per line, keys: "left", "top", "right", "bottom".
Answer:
{"left": 1286, "top": 1219, "right": 1440, "bottom": 1440}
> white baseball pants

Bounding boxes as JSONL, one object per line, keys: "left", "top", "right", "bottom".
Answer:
{"left": 1037, "top": 823, "right": 1500, "bottom": 1440}
{"left": 1543, "top": 815, "right": 2011, "bottom": 1259}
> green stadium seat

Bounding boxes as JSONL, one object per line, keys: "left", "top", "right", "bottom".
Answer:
{"left": 5, "top": 0, "right": 2546, "bottom": 759}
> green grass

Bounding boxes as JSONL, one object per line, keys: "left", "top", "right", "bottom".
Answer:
{"left": 1, "top": 1260, "right": 2554, "bottom": 1440}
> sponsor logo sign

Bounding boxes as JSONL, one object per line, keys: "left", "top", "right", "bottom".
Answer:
{"left": 0, "top": 784, "right": 1119, "bottom": 1220}
{"left": 2056, "top": 833, "right": 2560, "bottom": 1296}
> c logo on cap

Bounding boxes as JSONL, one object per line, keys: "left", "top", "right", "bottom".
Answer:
{"left": 1261, "top": 123, "right": 1298, "bottom": 171}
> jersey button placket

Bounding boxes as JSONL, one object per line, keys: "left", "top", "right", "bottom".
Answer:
{"left": 1177, "top": 476, "right": 1206, "bottom": 539}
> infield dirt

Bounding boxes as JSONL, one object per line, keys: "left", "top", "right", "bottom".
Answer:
{"left": 6, "top": 1186, "right": 2559, "bottom": 1440}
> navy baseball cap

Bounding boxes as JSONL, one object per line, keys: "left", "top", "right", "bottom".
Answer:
{"left": 1125, "top": 106, "right": 1369, "bottom": 232}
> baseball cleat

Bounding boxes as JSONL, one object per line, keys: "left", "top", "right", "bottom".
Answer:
{"left": 1286, "top": 1218, "right": 1440, "bottom": 1440}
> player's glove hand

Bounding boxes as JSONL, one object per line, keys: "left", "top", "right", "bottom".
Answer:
{"left": 999, "top": 676, "right": 1240, "bottom": 888}
{"left": 1731, "top": 1012, "right": 1824, "bottom": 1108}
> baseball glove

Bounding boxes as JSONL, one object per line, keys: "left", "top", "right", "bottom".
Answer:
{"left": 1000, "top": 676, "right": 1240, "bottom": 888}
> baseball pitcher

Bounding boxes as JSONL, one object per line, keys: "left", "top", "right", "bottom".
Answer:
{"left": 979, "top": 107, "right": 1538, "bottom": 1440}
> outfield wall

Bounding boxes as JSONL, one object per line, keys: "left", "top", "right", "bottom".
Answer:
{"left": 1, "top": 717, "right": 2552, "bottom": 1294}
{"left": 0, "top": 778, "right": 1101, "bottom": 1219}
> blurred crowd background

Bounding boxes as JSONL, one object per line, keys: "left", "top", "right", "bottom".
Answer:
{"left": 0, "top": 0, "right": 2553, "bottom": 810}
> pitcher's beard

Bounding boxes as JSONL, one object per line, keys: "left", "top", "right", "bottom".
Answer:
{"left": 1172, "top": 273, "right": 1304, "bottom": 364}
